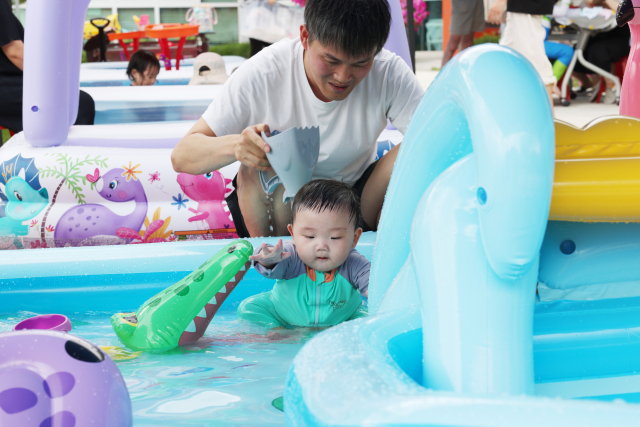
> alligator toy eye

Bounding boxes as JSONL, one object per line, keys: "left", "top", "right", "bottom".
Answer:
{"left": 13, "top": 191, "right": 22, "bottom": 201}
{"left": 204, "top": 172, "right": 213, "bottom": 179}
{"left": 109, "top": 180, "right": 118, "bottom": 190}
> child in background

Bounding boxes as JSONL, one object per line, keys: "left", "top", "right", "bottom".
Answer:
{"left": 542, "top": 16, "right": 574, "bottom": 84}
{"left": 238, "top": 180, "right": 370, "bottom": 328}
{"left": 126, "top": 50, "right": 160, "bottom": 86}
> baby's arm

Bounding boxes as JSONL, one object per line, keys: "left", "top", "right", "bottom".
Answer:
{"left": 251, "top": 240, "right": 301, "bottom": 279}
{"left": 340, "top": 250, "right": 371, "bottom": 297}
{"left": 250, "top": 239, "right": 291, "bottom": 269}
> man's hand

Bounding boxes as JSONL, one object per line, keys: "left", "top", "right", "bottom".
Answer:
{"left": 250, "top": 239, "right": 291, "bottom": 268}
{"left": 234, "top": 124, "right": 273, "bottom": 172}
{"left": 488, "top": 0, "right": 507, "bottom": 25}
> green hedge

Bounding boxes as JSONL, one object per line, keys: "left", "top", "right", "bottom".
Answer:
{"left": 1, "top": 129, "right": 12, "bottom": 145}
{"left": 209, "top": 43, "right": 250, "bottom": 59}
{"left": 473, "top": 35, "right": 500, "bottom": 45}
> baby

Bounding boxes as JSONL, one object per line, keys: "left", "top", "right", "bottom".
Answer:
{"left": 237, "top": 179, "right": 370, "bottom": 328}
{"left": 126, "top": 49, "right": 160, "bottom": 86}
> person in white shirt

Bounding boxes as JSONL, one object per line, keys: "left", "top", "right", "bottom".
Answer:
{"left": 171, "top": 0, "right": 425, "bottom": 238}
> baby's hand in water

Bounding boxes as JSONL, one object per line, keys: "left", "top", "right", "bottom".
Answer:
{"left": 250, "top": 239, "right": 291, "bottom": 269}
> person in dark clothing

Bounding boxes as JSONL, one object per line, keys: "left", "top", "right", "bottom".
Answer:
{"left": 572, "top": 0, "right": 630, "bottom": 104}
{"left": 574, "top": 26, "right": 631, "bottom": 75}
{"left": 0, "top": 1, "right": 95, "bottom": 134}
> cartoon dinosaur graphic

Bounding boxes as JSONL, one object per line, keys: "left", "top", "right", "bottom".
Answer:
{"left": 177, "top": 171, "right": 238, "bottom": 239}
{"left": 0, "top": 155, "right": 48, "bottom": 249}
{"left": 54, "top": 168, "right": 147, "bottom": 246}
{"left": 0, "top": 174, "right": 49, "bottom": 249}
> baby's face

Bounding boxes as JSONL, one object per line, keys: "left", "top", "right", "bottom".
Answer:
{"left": 131, "top": 65, "right": 159, "bottom": 86}
{"left": 288, "top": 208, "right": 362, "bottom": 272}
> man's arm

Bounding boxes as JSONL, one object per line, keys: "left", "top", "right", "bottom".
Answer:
{"left": 1, "top": 40, "right": 23, "bottom": 71}
{"left": 171, "top": 117, "right": 273, "bottom": 175}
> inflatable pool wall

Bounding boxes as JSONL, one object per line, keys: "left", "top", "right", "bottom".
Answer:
{"left": 0, "top": 140, "right": 239, "bottom": 250}
{"left": 112, "top": 240, "right": 252, "bottom": 353}
{"left": 284, "top": 45, "right": 640, "bottom": 426}
{"left": 0, "top": 130, "right": 401, "bottom": 250}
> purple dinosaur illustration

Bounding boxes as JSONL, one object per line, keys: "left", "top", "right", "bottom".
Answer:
{"left": 54, "top": 168, "right": 147, "bottom": 246}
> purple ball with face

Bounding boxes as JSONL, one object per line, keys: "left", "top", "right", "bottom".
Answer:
{"left": 0, "top": 330, "right": 132, "bottom": 427}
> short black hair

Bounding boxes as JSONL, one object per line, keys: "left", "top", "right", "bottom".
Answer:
{"left": 304, "top": 0, "right": 391, "bottom": 58}
{"left": 292, "top": 179, "right": 362, "bottom": 229}
{"left": 126, "top": 50, "right": 160, "bottom": 81}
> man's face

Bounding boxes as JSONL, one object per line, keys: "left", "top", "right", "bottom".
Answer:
{"left": 300, "top": 25, "right": 376, "bottom": 102}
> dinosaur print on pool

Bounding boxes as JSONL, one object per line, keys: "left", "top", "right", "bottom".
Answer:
{"left": 54, "top": 168, "right": 147, "bottom": 246}
{"left": 0, "top": 155, "right": 48, "bottom": 249}
{"left": 177, "top": 171, "right": 238, "bottom": 239}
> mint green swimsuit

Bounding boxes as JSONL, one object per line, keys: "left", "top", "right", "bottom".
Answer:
{"left": 237, "top": 241, "right": 370, "bottom": 328}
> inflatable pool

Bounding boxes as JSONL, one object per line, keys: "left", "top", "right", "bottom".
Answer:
{"left": 0, "top": 235, "right": 378, "bottom": 425}
{"left": 79, "top": 55, "right": 245, "bottom": 87}
{"left": 284, "top": 46, "right": 640, "bottom": 427}
{"left": 81, "top": 57, "right": 196, "bottom": 69}
{"left": 82, "top": 85, "right": 223, "bottom": 124}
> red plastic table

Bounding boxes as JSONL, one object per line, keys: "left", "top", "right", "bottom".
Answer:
{"left": 107, "top": 31, "right": 146, "bottom": 61}
{"left": 144, "top": 24, "right": 200, "bottom": 70}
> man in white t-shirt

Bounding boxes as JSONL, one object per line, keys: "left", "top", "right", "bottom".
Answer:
{"left": 171, "top": 0, "right": 424, "bottom": 238}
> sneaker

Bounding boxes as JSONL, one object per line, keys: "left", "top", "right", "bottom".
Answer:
{"left": 602, "top": 87, "right": 617, "bottom": 105}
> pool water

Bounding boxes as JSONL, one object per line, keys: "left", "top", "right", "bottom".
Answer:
{"left": 1, "top": 309, "right": 320, "bottom": 426}
{"left": 94, "top": 103, "right": 209, "bottom": 124}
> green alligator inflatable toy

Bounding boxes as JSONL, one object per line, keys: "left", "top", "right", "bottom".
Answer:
{"left": 111, "top": 240, "right": 253, "bottom": 353}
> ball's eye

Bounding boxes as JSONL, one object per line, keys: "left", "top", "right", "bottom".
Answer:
{"left": 65, "top": 337, "right": 104, "bottom": 363}
{"left": 109, "top": 180, "right": 118, "bottom": 190}
{"left": 204, "top": 172, "right": 213, "bottom": 179}
{"left": 13, "top": 191, "right": 22, "bottom": 201}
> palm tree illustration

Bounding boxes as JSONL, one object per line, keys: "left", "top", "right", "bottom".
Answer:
{"left": 38, "top": 154, "right": 108, "bottom": 242}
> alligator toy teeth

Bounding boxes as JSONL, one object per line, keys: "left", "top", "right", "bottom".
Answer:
{"left": 111, "top": 240, "right": 253, "bottom": 353}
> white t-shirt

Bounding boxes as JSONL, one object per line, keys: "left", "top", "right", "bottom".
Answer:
{"left": 202, "top": 38, "right": 424, "bottom": 185}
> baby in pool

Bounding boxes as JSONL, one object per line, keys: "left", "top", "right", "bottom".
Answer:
{"left": 126, "top": 49, "right": 160, "bottom": 86}
{"left": 237, "top": 179, "right": 370, "bottom": 328}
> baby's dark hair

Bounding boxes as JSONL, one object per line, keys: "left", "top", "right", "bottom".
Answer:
{"left": 292, "top": 180, "right": 362, "bottom": 229}
{"left": 126, "top": 50, "right": 160, "bottom": 81}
